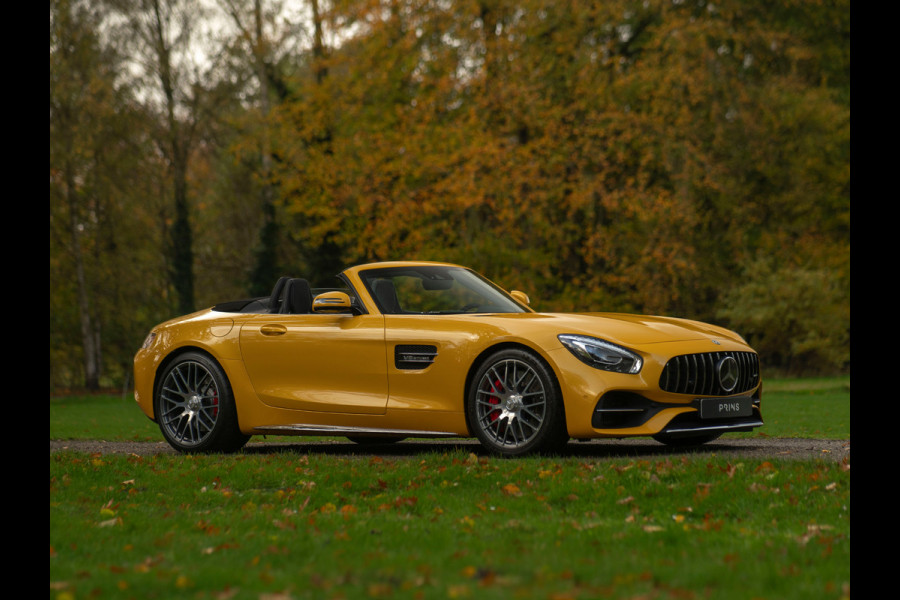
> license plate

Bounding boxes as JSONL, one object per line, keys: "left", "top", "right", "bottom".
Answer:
{"left": 699, "top": 396, "right": 752, "bottom": 419}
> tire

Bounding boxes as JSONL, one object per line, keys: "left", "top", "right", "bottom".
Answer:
{"left": 155, "top": 351, "right": 250, "bottom": 453}
{"left": 467, "top": 348, "right": 569, "bottom": 457}
{"left": 652, "top": 432, "right": 722, "bottom": 447}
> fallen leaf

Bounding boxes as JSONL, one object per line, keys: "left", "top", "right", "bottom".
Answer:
{"left": 393, "top": 496, "right": 418, "bottom": 508}
{"left": 501, "top": 484, "right": 522, "bottom": 497}
{"left": 447, "top": 584, "right": 470, "bottom": 598}
{"left": 98, "top": 517, "right": 121, "bottom": 528}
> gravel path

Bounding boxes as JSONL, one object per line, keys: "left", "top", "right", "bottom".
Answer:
{"left": 50, "top": 437, "right": 850, "bottom": 463}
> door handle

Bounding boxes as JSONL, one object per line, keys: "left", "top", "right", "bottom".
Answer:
{"left": 260, "top": 324, "right": 287, "bottom": 336}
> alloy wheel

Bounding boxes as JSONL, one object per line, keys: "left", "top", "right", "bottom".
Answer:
{"left": 474, "top": 357, "right": 548, "bottom": 450}
{"left": 159, "top": 360, "right": 221, "bottom": 447}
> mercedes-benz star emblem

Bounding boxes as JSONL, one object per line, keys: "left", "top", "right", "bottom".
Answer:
{"left": 717, "top": 356, "right": 740, "bottom": 393}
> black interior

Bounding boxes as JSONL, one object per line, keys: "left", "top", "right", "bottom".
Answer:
{"left": 211, "top": 277, "right": 356, "bottom": 314}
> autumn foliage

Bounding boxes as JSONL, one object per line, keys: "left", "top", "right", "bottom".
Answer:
{"left": 49, "top": 0, "right": 849, "bottom": 389}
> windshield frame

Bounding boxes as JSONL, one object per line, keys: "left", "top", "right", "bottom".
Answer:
{"left": 357, "top": 265, "right": 528, "bottom": 315}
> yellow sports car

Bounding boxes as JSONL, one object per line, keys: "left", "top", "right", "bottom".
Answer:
{"left": 134, "top": 261, "right": 763, "bottom": 456}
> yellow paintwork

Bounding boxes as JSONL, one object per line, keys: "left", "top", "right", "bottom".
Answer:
{"left": 133, "top": 261, "right": 762, "bottom": 441}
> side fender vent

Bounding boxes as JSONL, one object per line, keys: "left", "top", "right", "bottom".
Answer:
{"left": 395, "top": 345, "right": 438, "bottom": 370}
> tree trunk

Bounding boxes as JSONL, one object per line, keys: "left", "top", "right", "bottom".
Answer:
{"left": 66, "top": 158, "right": 100, "bottom": 390}
{"left": 247, "top": 0, "right": 281, "bottom": 295}
{"left": 151, "top": 0, "right": 195, "bottom": 314}
{"left": 171, "top": 169, "right": 195, "bottom": 314}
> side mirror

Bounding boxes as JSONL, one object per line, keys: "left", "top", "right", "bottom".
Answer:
{"left": 510, "top": 290, "right": 530, "bottom": 306}
{"left": 313, "top": 291, "right": 355, "bottom": 313}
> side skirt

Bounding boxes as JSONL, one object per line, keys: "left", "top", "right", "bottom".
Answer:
{"left": 253, "top": 424, "right": 459, "bottom": 438}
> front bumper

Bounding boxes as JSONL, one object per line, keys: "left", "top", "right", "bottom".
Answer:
{"left": 548, "top": 340, "right": 764, "bottom": 439}
{"left": 591, "top": 390, "right": 763, "bottom": 438}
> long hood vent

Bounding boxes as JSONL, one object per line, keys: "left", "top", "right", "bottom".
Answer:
{"left": 395, "top": 345, "right": 438, "bottom": 370}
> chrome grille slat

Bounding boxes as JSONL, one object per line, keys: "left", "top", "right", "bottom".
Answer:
{"left": 692, "top": 355, "right": 698, "bottom": 394}
{"left": 659, "top": 351, "right": 759, "bottom": 396}
{"left": 702, "top": 353, "right": 712, "bottom": 396}
{"left": 674, "top": 356, "right": 683, "bottom": 393}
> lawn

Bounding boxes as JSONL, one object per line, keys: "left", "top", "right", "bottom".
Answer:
{"left": 50, "top": 377, "right": 850, "bottom": 600}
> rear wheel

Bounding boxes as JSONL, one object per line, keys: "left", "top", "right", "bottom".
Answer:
{"left": 155, "top": 352, "right": 250, "bottom": 453}
{"left": 467, "top": 349, "right": 568, "bottom": 456}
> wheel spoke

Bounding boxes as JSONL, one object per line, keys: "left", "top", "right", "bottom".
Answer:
{"left": 516, "top": 417, "right": 528, "bottom": 443}
{"left": 487, "top": 366, "right": 506, "bottom": 392}
{"left": 520, "top": 406, "right": 543, "bottom": 423}
{"left": 512, "top": 368, "right": 532, "bottom": 392}
{"left": 499, "top": 417, "right": 512, "bottom": 445}
{"left": 174, "top": 366, "right": 191, "bottom": 394}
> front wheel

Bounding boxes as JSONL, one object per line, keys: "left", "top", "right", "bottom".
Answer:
{"left": 467, "top": 349, "right": 568, "bottom": 456}
{"left": 155, "top": 352, "right": 250, "bottom": 453}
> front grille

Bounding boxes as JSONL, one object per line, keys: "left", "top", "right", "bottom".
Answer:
{"left": 659, "top": 351, "right": 759, "bottom": 396}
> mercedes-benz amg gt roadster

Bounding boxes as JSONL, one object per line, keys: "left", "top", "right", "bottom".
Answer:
{"left": 134, "top": 261, "right": 763, "bottom": 456}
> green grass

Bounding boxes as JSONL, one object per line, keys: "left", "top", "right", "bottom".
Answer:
{"left": 50, "top": 378, "right": 850, "bottom": 599}
{"left": 50, "top": 394, "right": 161, "bottom": 442}
{"left": 50, "top": 450, "right": 849, "bottom": 600}
{"left": 757, "top": 376, "right": 850, "bottom": 439}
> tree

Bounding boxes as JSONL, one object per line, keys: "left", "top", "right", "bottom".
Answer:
{"left": 108, "top": 0, "right": 222, "bottom": 314}
{"left": 214, "top": 0, "right": 316, "bottom": 295}
{"left": 49, "top": 0, "right": 850, "bottom": 385}
{"left": 51, "top": 0, "right": 173, "bottom": 389}
{"left": 266, "top": 0, "right": 848, "bottom": 374}
{"left": 51, "top": 0, "right": 122, "bottom": 389}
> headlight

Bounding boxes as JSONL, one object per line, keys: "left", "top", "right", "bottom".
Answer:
{"left": 558, "top": 334, "right": 643, "bottom": 374}
{"left": 141, "top": 332, "right": 158, "bottom": 350}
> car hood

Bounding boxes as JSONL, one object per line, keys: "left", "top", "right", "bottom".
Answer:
{"left": 487, "top": 312, "right": 746, "bottom": 347}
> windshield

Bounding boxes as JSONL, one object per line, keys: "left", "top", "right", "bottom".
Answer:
{"left": 358, "top": 266, "right": 526, "bottom": 315}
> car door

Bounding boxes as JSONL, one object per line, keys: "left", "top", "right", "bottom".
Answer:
{"left": 240, "top": 312, "right": 388, "bottom": 414}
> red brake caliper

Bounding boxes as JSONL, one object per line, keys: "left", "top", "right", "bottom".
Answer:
{"left": 488, "top": 379, "right": 502, "bottom": 422}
